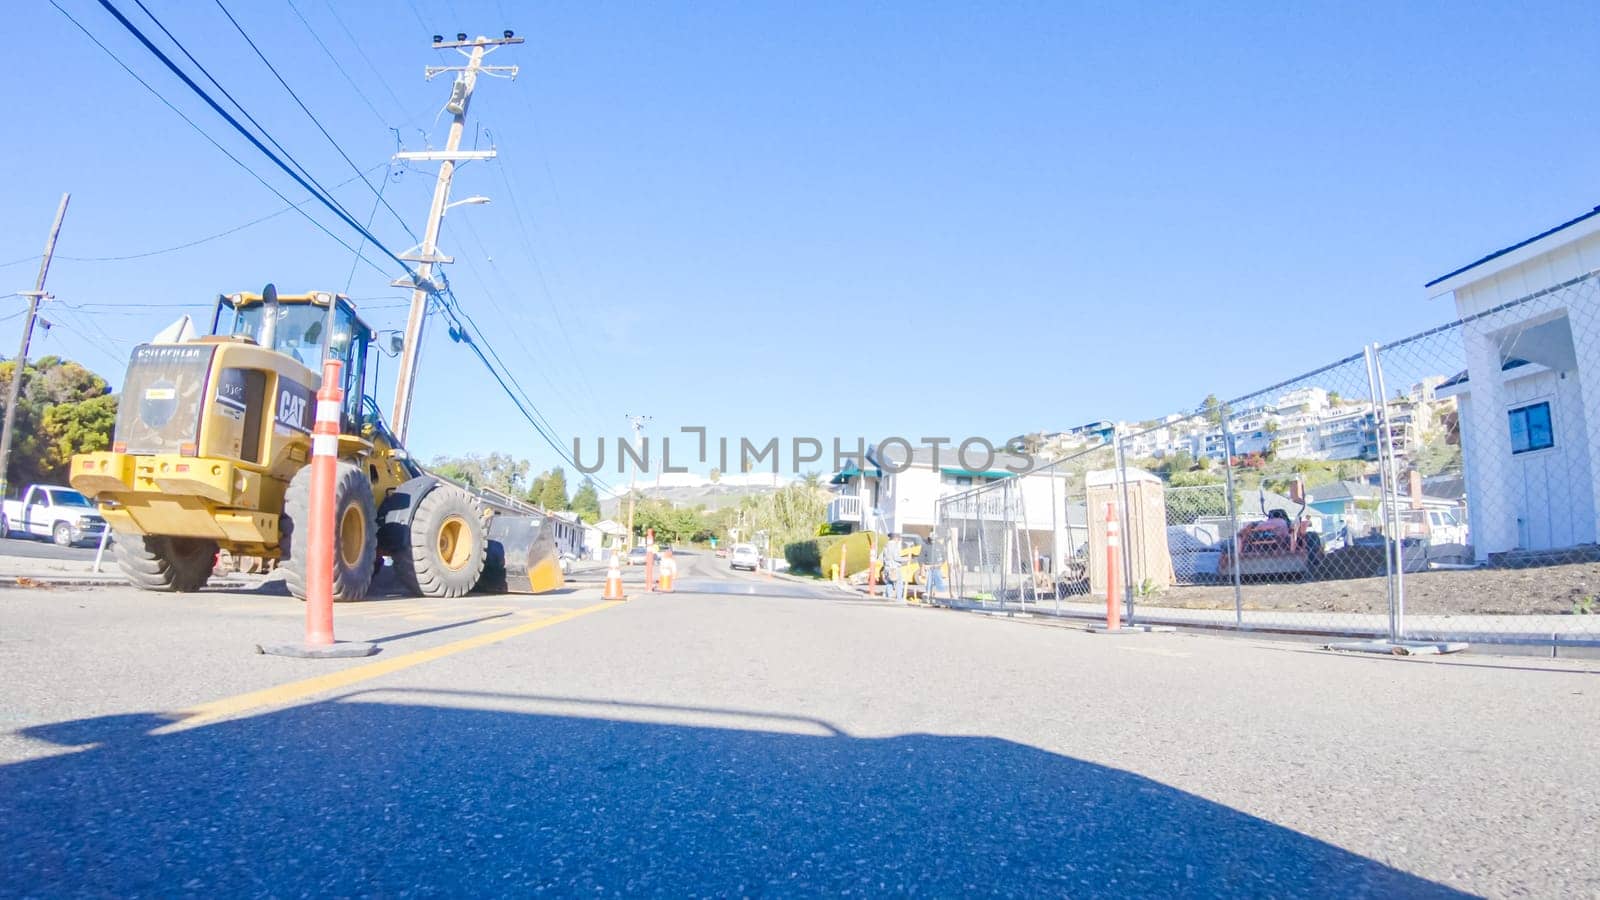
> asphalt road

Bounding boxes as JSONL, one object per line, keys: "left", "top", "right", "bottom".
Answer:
{"left": 1, "top": 550, "right": 1596, "bottom": 896}
{"left": 0, "top": 534, "right": 102, "bottom": 562}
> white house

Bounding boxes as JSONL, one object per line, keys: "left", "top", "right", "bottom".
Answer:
{"left": 826, "top": 442, "right": 1069, "bottom": 539}
{"left": 1426, "top": 205, "right": 1600, "bottom": 559}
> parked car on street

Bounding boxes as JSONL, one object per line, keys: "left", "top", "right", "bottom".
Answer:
{"left": 1, "top": 485, "right": 108, "bottom": 547}
{"left": 626, "top": 546, "right": 650, "bottom": 566}
{"left": 729, "top": 543, "right": 760, "bottom": 572}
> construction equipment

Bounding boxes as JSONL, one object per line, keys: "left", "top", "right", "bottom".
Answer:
{"left": 69, "top": 285, "right": 562, "bottom": 599}
{"left": 1218, "top": 478, "right": 1324, "bottom": 579}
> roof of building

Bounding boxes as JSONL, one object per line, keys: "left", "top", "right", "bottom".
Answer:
{"left": 1437, "top": 357, "right": 1532, "bottom": 390}
{"left": 867, "top": 443, "right": 1034, "bottom": 478}
{"left": 1422, "top": 474, "right": 1466, "bottom": 502}
{"left": 1426, "top": 204, "right": 1600, "bottom": 290}
{"left": 1307, "top": 480, "right": 1380, "bottom": 504}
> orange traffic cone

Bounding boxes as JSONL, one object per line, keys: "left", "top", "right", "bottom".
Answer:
{"left": 658, "top": 548, "right": 676, "bottom": 593}
{"left": 604, "top": 550, "right": 627, "bottom": 601}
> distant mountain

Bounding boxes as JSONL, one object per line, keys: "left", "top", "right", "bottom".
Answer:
{"left": 599, "top": 474, "right": 790, "bottom": 516}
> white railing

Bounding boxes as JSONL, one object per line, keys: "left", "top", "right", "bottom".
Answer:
{"left": 826, "top": 494, "right": 862, "bottom": 524}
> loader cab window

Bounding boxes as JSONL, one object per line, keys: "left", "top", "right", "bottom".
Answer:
{"left": 328, "top": 304, "right": 373, "bottom": 430}
{"left": 215, "top": 300, "right": 327, "bottom": 369}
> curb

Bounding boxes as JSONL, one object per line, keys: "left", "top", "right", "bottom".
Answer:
{"left": 3, "top": 574, "right": 254, "bottom": 590}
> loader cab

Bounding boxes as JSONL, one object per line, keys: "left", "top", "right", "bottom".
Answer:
{"left": 210, "top": 290, "right": 375, "bottom": 432}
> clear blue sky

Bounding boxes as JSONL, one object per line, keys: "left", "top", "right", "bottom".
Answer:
{"left": 5, "top": 1, "right": 1598, "bottom": 484}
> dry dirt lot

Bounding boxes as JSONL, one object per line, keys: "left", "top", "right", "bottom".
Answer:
{"left": 1151, "top": 561, "right": 1600, "bottom": 616}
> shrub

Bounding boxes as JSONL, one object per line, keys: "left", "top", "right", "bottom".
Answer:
{"left": 786, "top": 534, "right": 854, "bottom": 574}
{"left": 784, "top": 540, "right": 822, "bottom": 574}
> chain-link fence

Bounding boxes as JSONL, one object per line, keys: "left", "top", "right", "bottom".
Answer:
{"left": 932, "top": 272, "right": 1600, "bottom": 650}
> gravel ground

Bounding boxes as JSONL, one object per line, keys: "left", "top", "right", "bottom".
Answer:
{"left": 1148, "top": 561, "right": 1600, "bottom": 616}
{"left": 2, "top": 573, "right": 1597, "bottom": 896}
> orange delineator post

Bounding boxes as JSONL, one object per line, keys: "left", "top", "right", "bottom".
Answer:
{"left": 658, "top": 548, "right": 675, "bottom": 592}
{"left": 257, "top": 352, "right": 373, "bottom": 659}
{"left": 644, "top": 528, "right": 656, "bottom": 592}
{"left": 305, "top": 359, "right": 344, "bottom": 645}
{"left": 604, "top": 549, "right": 626, "bottom": 601}
{"left": 1104, "top": 502, "right": 1121, "bottom": 631}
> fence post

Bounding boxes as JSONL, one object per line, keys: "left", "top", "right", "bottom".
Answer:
{"left": 1049, "top": 467, "right": 1061, "bottom": 613}
{"left": 992, "top": 480, "right": 1004, "bottom": 605}
{"left": 972, "top": 486, "right": 985, "bottom": 598}
{"left": 1104, "top": 501, "right": 1121, "bottom": 630}
{"left": 1370, "top": 344, "right": 1407, "bottom": 641}
{"left": 1219, "top": 413, "right": 1244, "bottom": 628}
{"left": 1363, "top": 344, "right": 1400, "bottom": 641}
{"left": 1017, "top": 474, "right": 1037, "bottom": 607}
{"left": 1113, "top": 428, "right": 1137, "bottom": 623}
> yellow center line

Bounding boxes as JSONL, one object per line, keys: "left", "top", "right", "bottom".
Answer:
{"left": 160, "top": 600, "right": 623, "bottom": 732}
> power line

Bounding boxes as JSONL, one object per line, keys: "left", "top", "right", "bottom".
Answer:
{"left": 281, "top": 0, "right": 389, "bottom": 126}
{"left": 488, "top": 150, "right": 603, "bottom": 414}
{"left": 315, "top": 0, "right": 409, "bottom": 117}
{"left": 435, "top": 281, "right": 611, "bottom": 490}
{"left": 435, "top": 275, "right": 601, "bottom": 483}
{"left": 344, "top": 162, "right": 397, "bottom": 292}
{"left": 211, "top": 0, "right": 419, "bottom": 244}
{"left": 123, "top": 0, "right": 397, "bottom": 268}
{"left": 50, "top": 0, "right": 391, "bottom": 279}
{"left": 59, "top": 162, "right": 391, "bottom": 263}
{"left": 91, "top": 0, "right": 417, "bottom": 279}
{"left": 451, "top": 214, "right": 601, "bottom": 430}
{"left": 438, "top": 264, "right": 569, "bottom": 438}
{"left": 402, "top": 0, "right": 430, "bottom": 34}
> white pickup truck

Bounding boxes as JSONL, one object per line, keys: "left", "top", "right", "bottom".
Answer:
{"left": 1, "top": 484, "right": 109, "bottom": 547}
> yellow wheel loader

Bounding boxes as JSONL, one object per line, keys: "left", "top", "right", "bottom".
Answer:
{"left": 69, "top": 286, "right": 564, "bottom": 599}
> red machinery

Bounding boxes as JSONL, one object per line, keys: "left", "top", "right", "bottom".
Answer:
{"left": 1218, "top": 479, "right": 1324, "bottom": 579}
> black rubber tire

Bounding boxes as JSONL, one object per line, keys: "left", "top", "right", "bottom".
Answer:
{"left": 394, "top": 485, "right": 486, "bottom": 599}
{"left": 115, "top": 533, "right": 217, "bottom": 592}
{"left": 52, "top": 522, "right": 72, "bottom": 546}
{"left": 280, "top": 462, "right": 378, "bottom": 602}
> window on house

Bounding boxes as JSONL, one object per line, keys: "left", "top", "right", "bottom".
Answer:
{"left": 1508, "top": 402, "right": 1554, "bottom": 454}
{"left": 941, "top": 473, "right": 973, "bottom": 487}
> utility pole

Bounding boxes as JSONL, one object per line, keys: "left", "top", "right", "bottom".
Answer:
{"left": 0, "top": 193, "right": 70, "bottom": 499}
{"left": 389, "top": 31, "right": 522, "bottom": 444}
{"left": 625, "top": 414, "right": 650, "bottom": 546}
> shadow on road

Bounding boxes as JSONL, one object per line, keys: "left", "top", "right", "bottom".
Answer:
{"left": 2, "top": 696, "right": 1466, "bottom": 896}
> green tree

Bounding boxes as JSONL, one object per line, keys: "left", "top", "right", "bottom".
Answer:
{"left": 570, "top": 478, "right": 602, "bottom": 522}
{"left": 428, "top": 452, "right": 529, "bottom": 495}
{"left": 539, "top": 467, "right": 570, "bottom": 510}
{"left": 632, "top": 497, "right": 706, "bottom": 543}
{"left": 0, "top": 356, "right": 116, "bottom": 489}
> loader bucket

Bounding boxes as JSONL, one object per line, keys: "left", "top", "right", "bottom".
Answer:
{"left": 479, "top": 514, "right": 566, "bottom": 594}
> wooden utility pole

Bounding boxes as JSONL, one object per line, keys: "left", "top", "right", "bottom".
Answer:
{"left": 625, "top": 414, "right": 650, "bottom": 545}
{"left": 0, "top": 193, "right": 70, "bottom": 499}
{"left": 389, "top": 32, "right": 522, "bottom": 444}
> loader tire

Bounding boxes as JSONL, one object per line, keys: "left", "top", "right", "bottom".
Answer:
{"left": 116, "top": 533, "right": 217, "bottom": 593}
{"left": 281, "top": 462, "right": 378, "bottom": 602}
{"left": 395, "top": 486, "right": 486, "bottom": 599}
